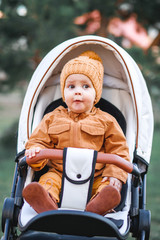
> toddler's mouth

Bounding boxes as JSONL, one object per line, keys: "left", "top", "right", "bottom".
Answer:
{"left": 73, "top": 98, "right": 83, "bottom": 102}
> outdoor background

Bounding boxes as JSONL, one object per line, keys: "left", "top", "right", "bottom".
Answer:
{"left": 0, "top": 0, "right": 160, "bottom": 239}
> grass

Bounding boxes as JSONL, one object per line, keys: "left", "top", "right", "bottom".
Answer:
{"left": 0, "top": 148, "right": 16, "bottom": 238}
{"left": 0, "top": 92, "right": 21, "bottom": 138}
{"left": 146, "top": 129, "right": 160, "bottom": 239}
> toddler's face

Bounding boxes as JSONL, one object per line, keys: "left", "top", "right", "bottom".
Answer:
{"left": 64, "top": 74, "right": 96, "bottom": 114}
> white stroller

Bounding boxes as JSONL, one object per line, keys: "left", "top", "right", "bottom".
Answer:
{"left": 1, "top": 35, "right": 154, "bottom": 240}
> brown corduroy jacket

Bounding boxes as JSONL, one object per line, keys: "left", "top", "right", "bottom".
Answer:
{"left": 25, "top": 106, "right": 130, "bottom": 183}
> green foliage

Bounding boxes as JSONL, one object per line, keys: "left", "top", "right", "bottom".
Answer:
{"left": 127, "top": 47, "right": 160, "bottom": 91}
{"left": 0, "top": 0, "right": 159, "bottom": 93}
{"left": 0, "top": 121, "right": 18, "bottom": 149}
{"left": 133, "top": 0, "right": 160, "bottom": 26}
{"left": 0, "top": 0, "right": 79, "bottom": 92}
{"left": 146, "top": 129, "right": 160, "bottom": 239}
{"left": 87, "top": 0, "right": 118, "bottom": 16}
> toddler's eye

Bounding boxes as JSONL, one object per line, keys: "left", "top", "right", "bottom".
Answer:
{"left": 68, "top": 85, "right": 75, "bottom": 89}
{"left": 83, "top": 84, "right": 89, "bottom": 89}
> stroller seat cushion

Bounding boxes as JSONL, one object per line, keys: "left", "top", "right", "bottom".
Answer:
{"left": 19, "top": 201, "right": 38, "bottom": 228}
{"left": 105, "top": 210, "right": 129, "bottom": 234}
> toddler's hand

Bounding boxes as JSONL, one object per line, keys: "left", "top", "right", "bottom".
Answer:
{"left": 101, "top": 177, "right": 122, "bottom": 192}
{"left": 25, "top": 147, "right": 41, "bottom": 159}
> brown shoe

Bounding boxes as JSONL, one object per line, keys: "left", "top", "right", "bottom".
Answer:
{"left": 22, "top": 182, "right": 58, "bottom": 213}
{"left": 86, "top": 185, "right": 121, "bottom": 215}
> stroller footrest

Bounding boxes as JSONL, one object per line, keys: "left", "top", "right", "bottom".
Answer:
{"left": 19, "top": 210, "right": 129, "bottom": 239}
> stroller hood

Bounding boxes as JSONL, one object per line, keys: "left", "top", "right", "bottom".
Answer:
{"left": 17, "top": 35, "right": 154, "bottom": 164}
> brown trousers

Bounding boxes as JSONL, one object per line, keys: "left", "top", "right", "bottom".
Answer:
{"left": 39, "top": 171, "right": 109, "bottom": 202}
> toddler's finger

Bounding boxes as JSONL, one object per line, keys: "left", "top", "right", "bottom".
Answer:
{"left": 115, "top": 180, "right": 122, "bottom": 191}
{"left": 35, "top": 147, "right": 41, "bottom": 153}
{"left": 29, "top": 151, "right": 33, "bottom": 158}
{"left": 31, "top": 149, "right": 36, "bottom": 157}
{"left": 25, "top": 150, "right": 29, "bottom": 157}
{"left": 28, "top": 149, "right": 34, "bottom": 158}
{"left": 109, "top": 177, "right": 115, "bottom": 186}
{"left": 101, "top": 177, "right": 108, "bottom": 183}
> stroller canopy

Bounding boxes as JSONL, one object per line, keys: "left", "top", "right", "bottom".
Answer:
{"left": 18, "top": 35, "right": 154, "bottom": 164}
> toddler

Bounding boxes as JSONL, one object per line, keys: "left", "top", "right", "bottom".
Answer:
{"left": 23, "top": 51, "right": 130, "bottom": 215}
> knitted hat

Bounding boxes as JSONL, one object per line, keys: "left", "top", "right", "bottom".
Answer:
{"left": 60, "top": 51, "right": 104, "bottom": 104}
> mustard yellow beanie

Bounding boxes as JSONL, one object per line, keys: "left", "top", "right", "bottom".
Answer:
{"left": 60, "top": 51, "right": 104, "bottom": 104}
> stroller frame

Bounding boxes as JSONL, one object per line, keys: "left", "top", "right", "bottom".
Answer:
{"left": 1, "top": 35, "right": 153, "bottom": 240}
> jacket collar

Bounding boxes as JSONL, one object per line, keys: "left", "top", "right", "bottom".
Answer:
{"left": 59, "top": 106, "right": 97, "bottom": 120}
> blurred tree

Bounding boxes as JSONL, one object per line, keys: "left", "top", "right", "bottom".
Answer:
{"left": 0, "top": 0, "right": 159, "bottom": 113}
{"left": 0, "top": 0, "right": 80, "bottom": 92}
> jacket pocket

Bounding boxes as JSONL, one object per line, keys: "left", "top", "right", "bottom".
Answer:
{"left": 48, "top": 124, "right": 70, "bottom": 134}
{"left": 81, "top": 125, "right": 104, "bottom": 136}
{"left": 48, "top": 123, "right": 70, "bottom": 147}
{"left": 81, "top": 124, "right": 104, "bottom": 151}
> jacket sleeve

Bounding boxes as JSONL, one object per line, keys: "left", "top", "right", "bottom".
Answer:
{"left": 25, "top": 113, "right": 54, "bottom": 171}
{"left": 102, "top": 117, "right": 130, "bottom": 183}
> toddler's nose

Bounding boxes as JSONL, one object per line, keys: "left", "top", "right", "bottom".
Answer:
{"left": 75, "top": 92, "right": 81, "bottom": 95}
{"left": 75, "top": 87, "right": 82, "bottom": 95}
